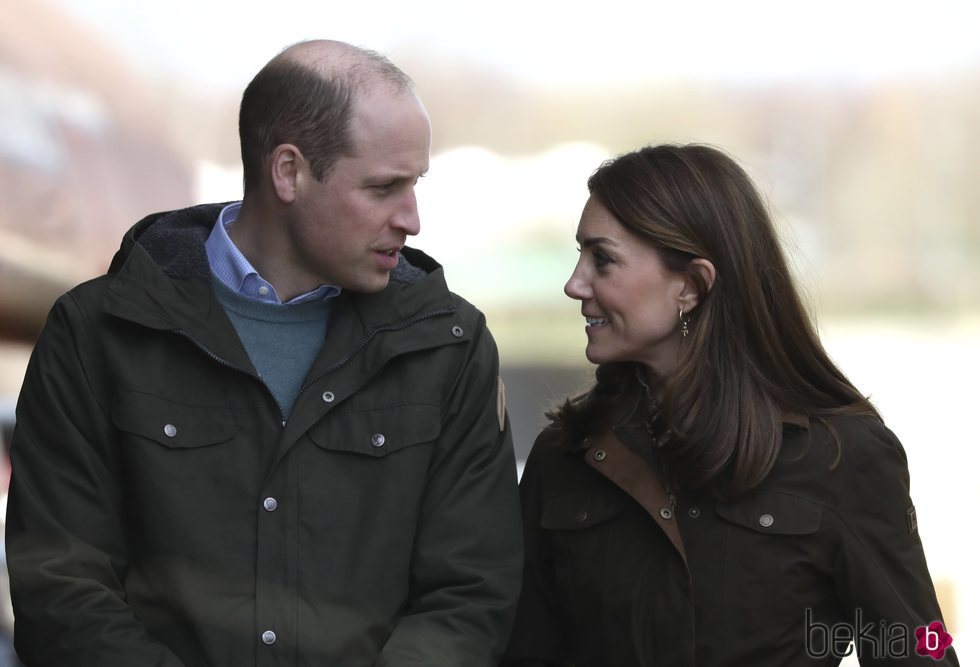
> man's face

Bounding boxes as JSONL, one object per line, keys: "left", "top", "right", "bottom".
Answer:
{"left": 287, "top": 87, "right": 431, "bottom": 293}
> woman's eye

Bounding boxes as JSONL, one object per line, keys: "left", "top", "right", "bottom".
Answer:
{"left": 593, "top": 250, "right": 613, "bottom": 268}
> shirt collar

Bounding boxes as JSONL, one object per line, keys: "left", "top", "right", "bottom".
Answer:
{"left": 204, "top": 202, "right": 341, "bottom": 305}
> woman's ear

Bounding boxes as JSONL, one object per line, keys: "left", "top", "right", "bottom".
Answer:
{"left": 679, "top": 258, "right": 716, "bottom": 311}
{"left": 269, "top": 144, "right": 303, "bottom": 204}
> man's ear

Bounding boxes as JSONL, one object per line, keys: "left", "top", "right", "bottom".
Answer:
{"left": 269, "top": 144, "right": 304, "bottom": 204}
{"left": 679, "top": 258, "right": 717, "bottom": 311}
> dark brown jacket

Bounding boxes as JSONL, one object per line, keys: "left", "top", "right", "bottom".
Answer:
{"left": 504, "top": 410, "right": 957, "bottom": 666}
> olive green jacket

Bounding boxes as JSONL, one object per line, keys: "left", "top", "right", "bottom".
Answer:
{"left": 7, "top": 204, "right": 523, "bottom": 667}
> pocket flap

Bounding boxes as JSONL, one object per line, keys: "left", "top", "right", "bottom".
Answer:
{"left": 112, "top": 391, "right": 237, "bottom": 449}
{"left": 716, "top": 489, "right": 822, "bottom": 535}
{"left": 541, "top": 489, "right": 625, "bottom": 531}
{"left": 308, "top": 403, "right": 440, "bottom": 458}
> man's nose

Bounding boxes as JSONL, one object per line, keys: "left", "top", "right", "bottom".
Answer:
{"left": 392, "top": 188, "right": 421, "bottom": 236}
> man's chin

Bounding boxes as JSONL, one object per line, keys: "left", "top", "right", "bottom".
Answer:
{"left": 345, "top": 273, "right": 391, "bottom": 294}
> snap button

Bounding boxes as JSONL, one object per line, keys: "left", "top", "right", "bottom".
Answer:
{"left": 759, "top": 513, "right": 774, "bottom": 528}
{"left": 688, "top": 507, "right": 701, "bottom": 519}
{"left": 371, "top": 433, "right": 386, "bottom": 448}
{"left": 592, "top": 449, "right": 606, "bottom": 462}
{"left": 163, "top": 424, "right": 177, "bottom": 438}
{"left": 451, "top": 325, "right": 464, "bottom": 337}
{"left": 261, "top": 630, "right": 277, "bottom": 645}
{"left": 263, "top": 497, "right": 278, "bottom": 512}
{"left": 660, "top": 507, "right": 673, "bottom": 520}
{"left": 321, "top": 391, "right": 335, "bottom": 403}
{"left": 574, "top": 510, "right": 589, "bottom": 524}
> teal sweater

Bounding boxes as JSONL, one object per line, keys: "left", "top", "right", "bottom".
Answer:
{"left": 211, "top": 277, "right": 332, "bottom": 418}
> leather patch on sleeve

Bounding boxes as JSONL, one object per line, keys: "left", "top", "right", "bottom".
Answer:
{"left": 496, "top": 376, "right": 506, "bottom": 432}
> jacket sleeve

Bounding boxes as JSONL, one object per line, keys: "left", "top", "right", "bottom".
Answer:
{"left": 500, "top": 431, "right": 570, "bottom": 667}
{"left": 5, "top": 294, "right": 189, "bottom": 667}
{"left": 832, "top": 419, "right": 958, "bottom": 665}
{"left": 377, "top": 317, "right": 523, "bottom": 667}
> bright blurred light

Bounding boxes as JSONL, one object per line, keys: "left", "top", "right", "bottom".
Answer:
{"left": 52, "top": 0, "right": 980, "bottom": 88}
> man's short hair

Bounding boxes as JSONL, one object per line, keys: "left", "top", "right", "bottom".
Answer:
{"left": 238, "top": 45, "right": 413, "bottom": 193}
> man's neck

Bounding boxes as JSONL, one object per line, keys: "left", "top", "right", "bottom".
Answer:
{"left": 229, "top": 197, "right": 318, "bottom": 302}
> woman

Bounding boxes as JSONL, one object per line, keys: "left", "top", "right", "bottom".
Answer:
{"left": 503, "top": 144, "right": 956, "bottom": 666}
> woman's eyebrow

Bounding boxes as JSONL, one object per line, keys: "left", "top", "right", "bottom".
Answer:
{"left": 577, "top": 236, "right": 616, "bottom": 247}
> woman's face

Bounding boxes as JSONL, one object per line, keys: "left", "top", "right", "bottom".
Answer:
{"left": 564, "top": 195, "right": 688, "bottom": 376}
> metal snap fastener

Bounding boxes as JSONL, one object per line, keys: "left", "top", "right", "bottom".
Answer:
{"left": 660, "top": 507, "right": 673, "bottom": 520}
{"left": 759, "top": 513, "right": 774, "bottom": 527}
{"left": 163, "top": 424, "right": 177, "bottom": 438}
{"left": 371, "top": 433, "right": 386, "bottom": 447}
{"left": 688, "top": 507, "right": 701, "bottom": 519}
{"left": 592, "top": 449, "right": 606, "bottom": 462}
{"left": 574, "top": 510, "right": 589, "bottom": 524}
{"left": 263, "top": 497, "right": 278, "bottom": 512}
{"left": 321, "top": 391, "right": 335, "bottom": 403}
{"left": 261, "top": 630, "right": 277, "bottom": 645}
{"left": 451, "top": 325, "right": 464, "bottom": 337}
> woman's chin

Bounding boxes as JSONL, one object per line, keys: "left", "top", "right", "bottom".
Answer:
{"left": 584, "top": 345, "right": 608, "bottom": 365}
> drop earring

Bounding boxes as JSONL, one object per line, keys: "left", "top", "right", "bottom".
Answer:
{"left": 679, "top": 307, "right": 690, "bottom": 338}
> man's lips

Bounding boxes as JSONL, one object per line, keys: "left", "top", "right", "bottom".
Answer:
{"left": 373, "top": 248, "right": 400, "bottom": 270}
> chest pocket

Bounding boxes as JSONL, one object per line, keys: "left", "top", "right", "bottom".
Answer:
{"left": 541, "top": 488, "right": 626, "bottom": 531}
{"left": 539, "top": 487, "right": 632, "bottom": 612}
{"left": 308, "top": 403, "right": 440, "bottom": 458}
{"left": 112, "top": 390, "right": 237, "bottom": 448}
{"left": 710, "top": 490, "right": 831, "bottom": 640}
{"left": 716, "top": 489, "right": 823, "bottom": 535}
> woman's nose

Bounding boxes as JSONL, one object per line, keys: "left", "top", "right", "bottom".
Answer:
{"left": 564, "top": 267, "right": 591, "bottom": 301}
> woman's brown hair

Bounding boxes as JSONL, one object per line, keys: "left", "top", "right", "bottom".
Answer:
{"left": 550, "top": 144, "right": 878, "bottom": 499}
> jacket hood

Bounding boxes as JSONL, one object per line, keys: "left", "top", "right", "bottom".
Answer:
{"left": 103, "top": 203, "right": 456, "bottom": 340}
{"left": 108, "top": 203, "right": 225, "bottom": 280}
{"left": 108, "top": 202, "right": 435, "bottom": 286}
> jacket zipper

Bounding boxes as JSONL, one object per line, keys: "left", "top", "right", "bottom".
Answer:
{"left": 173, "top": 329, "right": 289, "bottom": 426}
{"left": 174, "top": 306, "right": 455, "bottom": 426}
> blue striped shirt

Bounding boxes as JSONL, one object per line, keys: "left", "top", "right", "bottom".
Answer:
{"left": 205, "top": 202, "right": 341, "bottom": 305}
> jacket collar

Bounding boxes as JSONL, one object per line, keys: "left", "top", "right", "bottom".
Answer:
{"left": 103, "top": 204, "right": 456, "bottom": 351}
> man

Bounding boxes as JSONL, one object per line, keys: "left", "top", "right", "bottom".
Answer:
{"left": 5, "top": 40, "right": 522, "bottom": 667}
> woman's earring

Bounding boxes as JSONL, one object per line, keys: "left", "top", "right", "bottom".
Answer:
{"left": 679, "top": 308, "right": 690, "bottom": 338}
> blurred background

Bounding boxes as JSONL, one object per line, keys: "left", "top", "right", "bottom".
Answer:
{"left": 1, "top": 0, "right": 977, "bottom": 663}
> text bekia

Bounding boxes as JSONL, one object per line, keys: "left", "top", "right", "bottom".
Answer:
{"left": 804, "top": 609, "right": 953, "bottom": 660}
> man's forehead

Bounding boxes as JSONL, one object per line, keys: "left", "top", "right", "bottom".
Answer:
{"left": 348, "top": 92, "right": 429, "bottom": 142}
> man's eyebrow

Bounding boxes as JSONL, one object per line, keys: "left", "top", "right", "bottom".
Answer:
{"left": 374, "top": 169, "right": 428, "bottom": 182}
